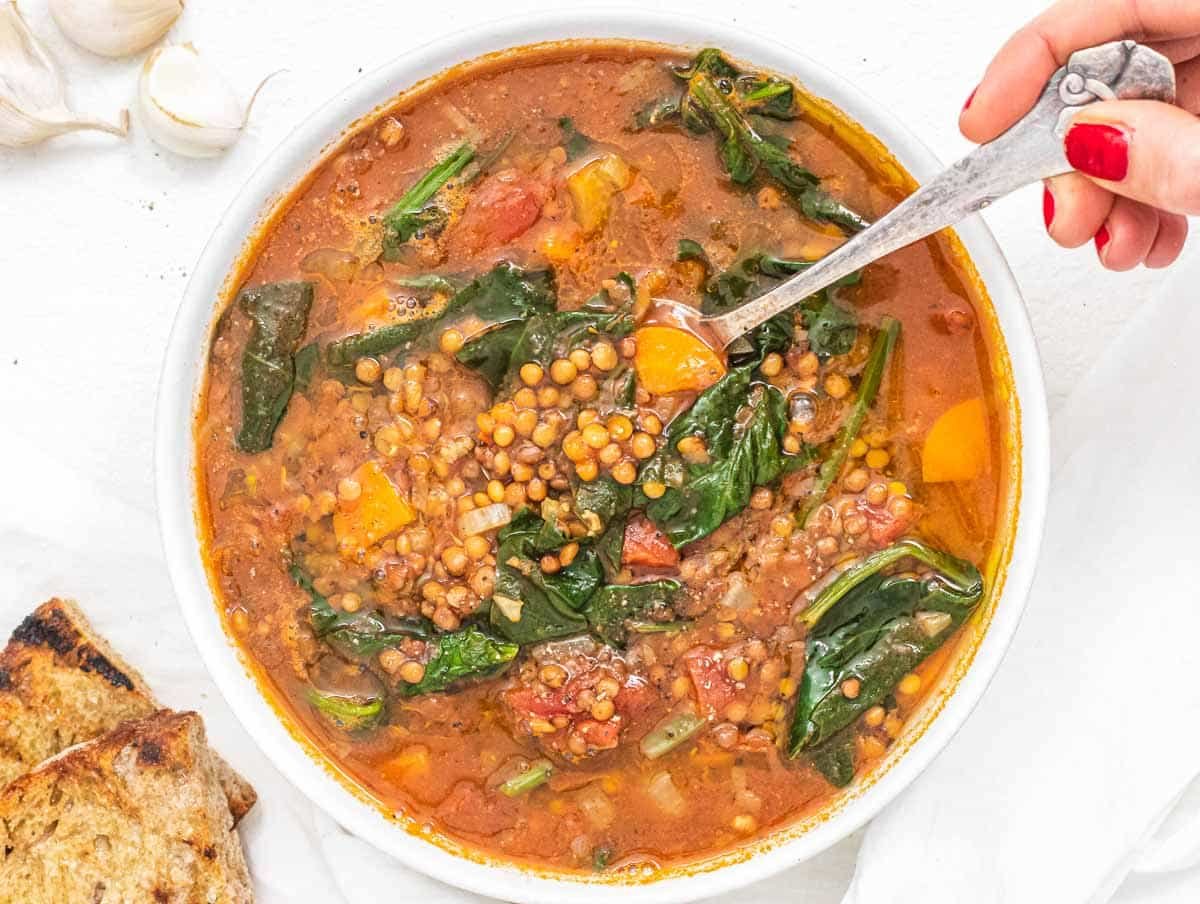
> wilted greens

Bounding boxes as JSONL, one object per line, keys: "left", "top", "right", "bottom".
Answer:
{"left": 294, "top": 565, "right": 432, "bottom": 659}
{"left": 634, "top": 49, "right": 869, "bottom": 233}
{"left": 788, "top": 539, "right": 984, "bottom": 770}
{"left": 380, "top": 142, "right": 476, "bottom": 260}
{"left": 798, "top": 317, "right": 900, "bottom": 527}
{"left": 235, "top": 281, "right": 314, "bottom": 453}
{"left": 324, "top": 262, "right": 555, "bottom": 371}
{"left": 637, "top": 365, "right": 812, "bottom": 548}
{"left": 398, "top": 625, "right": 520, "bottom": 697}
{"left": 488, "top": 509, "right": 681, "bottom": 646}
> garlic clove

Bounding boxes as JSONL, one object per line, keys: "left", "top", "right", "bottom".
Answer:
{"left": 138, "top": 43, "right": 267, "bottom": 158}
{"left": 49, "top": 0, "right": 182, "bottom": 59}
{"left": 0, "top": 1, "right": 128, "bottom": 148}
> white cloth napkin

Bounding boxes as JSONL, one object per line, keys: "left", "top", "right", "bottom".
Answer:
{"left": 843, "top": 252, "right": 1200, "bottom": 904}
{"left": 3, "top": 260, "right": 1199, "bottom": 904}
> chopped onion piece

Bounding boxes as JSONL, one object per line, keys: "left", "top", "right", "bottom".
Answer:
{"left": 576, "top": 784, "right": 616, "bottom": 830}
{"left": 300, "top": 248, "right": 359, "bottom": 281}
{"left": 458, "top": 503, "right": 511, "bottom": 536}
{"left": 719, "top": 573, "right": 755, "bottom": 611}
{"left": 493, "top": 595, "right": 522, "bottom": 623}
{"left": 915, "top": 610, "right": 953, "bottom": 638}
{"left": 646, "top": 771, "right": 686, "bottom": 816}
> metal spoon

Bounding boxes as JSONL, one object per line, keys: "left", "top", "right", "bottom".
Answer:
{"left": 646, "top": 40, "right": 1176, "bottom": 351}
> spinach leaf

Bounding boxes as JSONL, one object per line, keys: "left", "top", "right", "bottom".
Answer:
{"left": 235, "top": 281, "right": 314, "bottom": 453}
{"left": 488, "top": 509, "right": 602, "bottom": 644}
{"left": 572, "top": 475, "right": 633, "bottom": 579}
{"left": 676, "top": 238, "right": 709, "bottom": 267}
{"left": 808, "top": 724, "right": 857, "bottom": 787}
{"left": 798, "top": 316, "right": 900, "bottom": 527}
{"left": 458, "top": 285, "right": 633, "bottom": 391}
{"left": 558, "top": 116, "right": 592, "bottom": 161}
{"left": 306, "top": 688, "right": 384, "bottom": 731}
{"left": 381, "top": 142, "right": 475, "bottom": 260}
{"left": 325, "top": 262, "right": 555, "bottom": 371}
{"left": 398, "top": 625, "right": 519, "bottom": 696}
{"left": 638, "top": 366, "right": 813, "bottom": 548}
{"left": 702, "top": 253, "right": 861, "bottom": 364}
{"left": 802, "top": 293, "right": 858, "bottom": 359}
{"left": 292, "top": 565, "right": 432, "bottom": 660}
{"left": 584, "top": 580, "right": 681, "bottom": 647}
{"left": 637, "top": 49, "right": 868, "bottom": 233}
{"left": 787, "top": 538, "right": 984, "bottom": 757}
{"left": 293, "top": 341, "right": 320, "bottom": 394}
{"left": 486, "top": 509, "right": 681, "bottom": 647}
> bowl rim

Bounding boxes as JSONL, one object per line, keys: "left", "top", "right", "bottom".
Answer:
{"left": 155, "top": 8, "right": 1051, "bottom": 902}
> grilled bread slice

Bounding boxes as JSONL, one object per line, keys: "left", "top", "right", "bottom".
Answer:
{"left": 0, "top": 599, "right": 256, "bottom": 822}
{"left": 0, "top": 709, "right": 253, "bottom": 903}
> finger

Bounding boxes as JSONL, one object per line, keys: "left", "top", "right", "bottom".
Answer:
{"left": 1175, "top": 57, "right": 1200, "bottom": 113}
{"left": 1043, "top": 173, "right": 1114, "bottom": 248}
{"left": 1095, "top": 196, "right": 1160, "bottom": 271}
{"left": 960, "top": 0, "right": 1200, "bottom": 142}
{"left": 1064, "top": 100, "right": 1200, "bottom": 215}
{"left": 1144, "top": 211, "right": 1189, "bottom": 268}
{"left": 1149, "top": 34, "right": 1200, "bottom": 64}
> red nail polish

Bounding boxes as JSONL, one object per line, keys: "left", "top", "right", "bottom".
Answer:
{"left": 962, "top": 86, "right": 977, "bottom": 113}
{"left": 1095, "top": 225, "right": 1111, "bottom": 253}
{"left": 1065, "top": 123, "right": 1129, "bottom": 181}
{"left": 1042, "top": 187, "right": 1055, "bottom": 230}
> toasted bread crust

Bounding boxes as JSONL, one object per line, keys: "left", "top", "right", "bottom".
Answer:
{"left": 0, "top": 710, "right": 253, "bottom": 903}
{"left": 0, "top": 599, "right": 255, "bottom": 822}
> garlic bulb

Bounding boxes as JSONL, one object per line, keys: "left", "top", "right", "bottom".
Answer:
{"left": 138, "top": 44, "right": 268, "bottom": 158}
{"left": 0, "top": 1, "right": 128, "bottom": 148}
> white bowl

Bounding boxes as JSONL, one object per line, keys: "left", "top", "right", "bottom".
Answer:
{"left": 156, "top": 10, "right": 1050, "bottom": 903}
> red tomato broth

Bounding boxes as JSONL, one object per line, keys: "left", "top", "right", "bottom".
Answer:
{"left": 195, "top": 41, "right": 1017, "bottom": 876}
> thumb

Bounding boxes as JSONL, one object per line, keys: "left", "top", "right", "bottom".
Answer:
{"left": 1064, "top": 100, "right": 1200, "bottom": 216}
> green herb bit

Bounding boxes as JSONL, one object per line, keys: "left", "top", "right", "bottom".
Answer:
{"left": 306, "top": 688, "right": 383, "bottom": 732}
{"left": 558, "top": 116, "right": 592, "bottom": 161}
{"left": 640, "top": 710, "right": 704, "bottom": 759}
{"left": 380, "top": 141, "right": 475, "bottom": 260}
{"left": 498, "top": 759, "right": 554, "bottom": 797}
{"left": 798, "top": 316, "right": 900, "bottom": 528}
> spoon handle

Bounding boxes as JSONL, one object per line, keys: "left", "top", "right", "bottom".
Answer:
{"left": 706, "top": 40, "right": 1175, "bottom": 349}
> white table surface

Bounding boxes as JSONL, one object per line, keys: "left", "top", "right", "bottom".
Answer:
{"left": 1, "top": 1, "right": 1194, "bottom": 901}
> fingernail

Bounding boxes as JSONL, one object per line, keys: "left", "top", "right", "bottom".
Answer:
{"left": 1065, "top": 122, "right": 1130, "bottom": 181}
{"left": 1042, "top": 186, "right": 1055, "bottom": 230}
{"left": 1095, "top": 225, "right": 1111, "bottom": 254}
{"left": 961, "top": 86, "right": 978, "bottom": 113}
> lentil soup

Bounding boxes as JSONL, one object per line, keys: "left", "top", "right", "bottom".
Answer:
{"left": 197, "top": 41, "right": 1014, "bottom": 875}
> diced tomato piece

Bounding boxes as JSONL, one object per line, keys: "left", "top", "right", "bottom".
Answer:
{"left": 456, "top": 171, "right": 544, "bottom": 250}
{"left": 683, "top": 646, "right": 737, "bottom": 716}
{"left": 574, "top": 718, "right": 621, "bottom": 750}
{"left": 622, "top": 517, "right": 680, "bottom": 568}
{"left": 505, "top": 686, "right": 572, "bottom": 720}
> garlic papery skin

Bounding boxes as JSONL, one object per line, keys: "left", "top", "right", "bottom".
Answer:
{"left": 138, "top": 44, "right": 265, "bottom": 158}
{"left": 50, "top": 0, "right": 182, "bottom": 59}
{"left": 0, "top": 1, "right": 128, "bottom": 148}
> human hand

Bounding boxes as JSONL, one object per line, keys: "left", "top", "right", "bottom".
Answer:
{"left": 961, "top": 0, "right": 1198, "bottom": 270}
